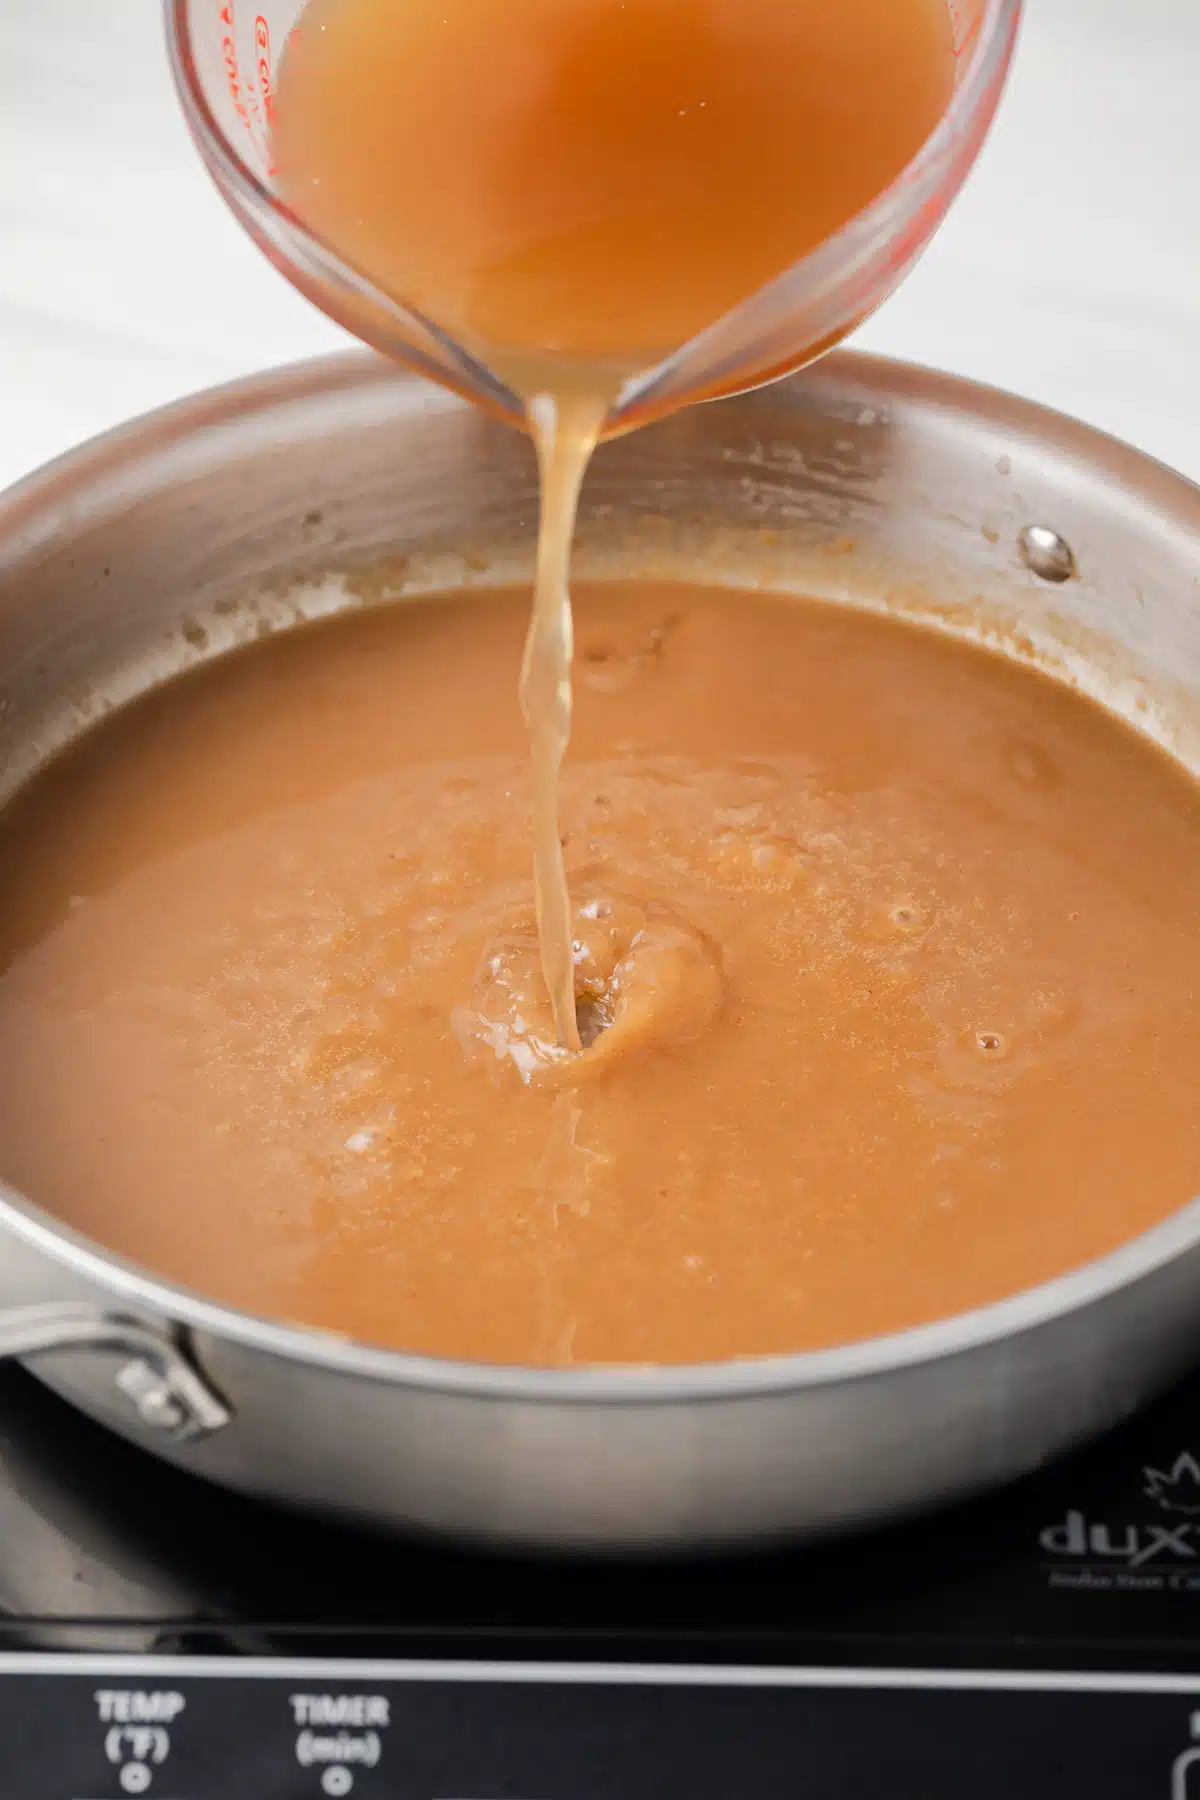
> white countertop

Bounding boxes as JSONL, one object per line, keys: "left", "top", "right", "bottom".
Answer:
{"left": 1, "top": 0, "right": 1197, "bottom": 493}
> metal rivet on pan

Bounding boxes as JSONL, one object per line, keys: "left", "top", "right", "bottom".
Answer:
{"left": 115, "top": 1358, "right": 189, "bottom": 1435}
{"left": 1019, "top": 524, "right": 1077, "bottom": 584}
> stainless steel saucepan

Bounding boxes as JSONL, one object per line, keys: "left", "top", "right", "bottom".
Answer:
{"left": 0, "top": 350, "right": 1197, "bottom": 1553}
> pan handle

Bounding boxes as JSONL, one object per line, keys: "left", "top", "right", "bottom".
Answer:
{"left": 0, "top": 1301, "right": 231, "bottom": 1441}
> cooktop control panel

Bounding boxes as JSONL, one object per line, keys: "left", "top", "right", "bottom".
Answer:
{"left": 3, "top": 1656, "right": 1199, "bottom": 1799}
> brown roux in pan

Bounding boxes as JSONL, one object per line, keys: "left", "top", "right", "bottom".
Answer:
{"left": 0, "top": 584, "right": 1198, "bottom": 1366}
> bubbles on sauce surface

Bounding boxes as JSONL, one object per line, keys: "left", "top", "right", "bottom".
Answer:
{"left": 708, "top": 825, "right": 815, "bottom": 891}
{"left": 456, "top": 883, "right": 725, "bottom": 1082}
{"left": 858, "top": 892, "right": 936, "bottom": 948}
{"left": 918, "top": 978, "right": 1084, "bottom": 1118}
{"left": 575, "top": 613, "right": 685, "bottom": 694}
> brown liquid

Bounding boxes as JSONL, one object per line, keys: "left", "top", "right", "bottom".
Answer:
{"left": 272, "top": 0, "right": 957, "bottom": 1046}
{"left": 271, "top": 0, "right": 956, "bottom": 367}
{"left": 1, "top": 585, "right": 1199, "bottom": 1366}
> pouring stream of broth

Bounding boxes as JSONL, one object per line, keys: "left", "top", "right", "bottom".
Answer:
{"left": 272, "top": 0, "right": 957, "bottom": 1047}
{"left": 520, "top": 390, "right": 610, "bottom": 1047}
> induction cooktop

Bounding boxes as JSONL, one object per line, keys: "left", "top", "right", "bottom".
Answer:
{"left": 3, "top": 1358, "right": 1200, "bottom": 1796}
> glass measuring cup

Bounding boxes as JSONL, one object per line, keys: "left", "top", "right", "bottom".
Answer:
{"left": 166, "top": 0, "right": 1021, "bottom": 434}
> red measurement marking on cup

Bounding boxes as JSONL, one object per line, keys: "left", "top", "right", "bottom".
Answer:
{"left": 947, "top": 0, "right": 984, "bottom": 60}
{"left": 217, "top": 2, "right": 275, "bottom": 175}
{"left": 218, "top": 4, "right": 252, "bottom": 133}
{"left": 255, "top": 15, "right": 275, "bottom": 127}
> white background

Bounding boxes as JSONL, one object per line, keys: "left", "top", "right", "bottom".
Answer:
{"left": 0, "top": 0, "right": 1197, "bottom": 492}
